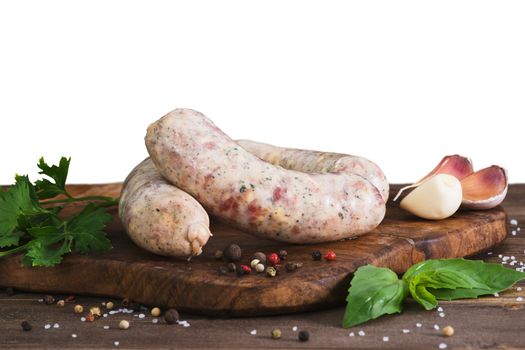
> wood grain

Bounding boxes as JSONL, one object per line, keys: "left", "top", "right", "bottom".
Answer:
{"left": 0, "top": 183, "right": 507, "bottom": 316}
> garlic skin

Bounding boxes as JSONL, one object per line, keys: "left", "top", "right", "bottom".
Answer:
{"left": 461, "top": 166, "right": 508, "bottom": 210}
{"left": 400, "top": 174, "right": 463, "bottom": 220}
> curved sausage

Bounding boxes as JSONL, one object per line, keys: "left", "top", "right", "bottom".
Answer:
{"left": 119, "top": 158, "right": 211, "bottom": 257}
{"left": 236, "top": 140, "right": 389, "bottom": 202}
{"left": 145, "top": 108, "right": 386, "bottom": 244}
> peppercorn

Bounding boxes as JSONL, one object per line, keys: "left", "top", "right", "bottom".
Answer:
{"left": 106, "top": 301, "right": 114, "bottom": 310}
{"left": 278, "top": 250, "right": 288, "bottom": 260}
{"left": 227, "top": 262, "right": 237, "bottom": 272}
{"left": 5, "top": 287, "right": 15, "bottom": 296}
{"left": 21, "top": 321, "right": 32, "bottom": 331}
{"left": 57, "top": 300, "right": 65, "bottom": 307}
{"left": 253, "top": 252, "right": 266, "bottom": 264}
{"left": 240, "top": 264, "right": 252, "bottom": 274}
{"left": 255, "top": 263, "right": 265, "bottom": 273}
{"left": 217, "top": 265, "right": 228, "bottom": 275}
{"left": 90, "top": 306, "right": 101, "bottom": 317}
{"left": 85, "top": 313, "right": 95, "bottom": 322}
{"left": 74, "top": 304, "right": 84, "bottom": 313}
{"left": 324, "top": 251, "right": 336, "bottom": 261}
{"left": 151, "top": 307, "right": 161, "bottom": 317}
{"left": 311, "top": 250, "right": 322, "bottom": 261}
{"left": 164, "top": 308, "right": 180, "bottom": 324}
{"left": 214, "top": 250, "right": 224, "bottom": 260}
{"left": 223, "top": 243, "right": 242, "bottom": 262}
{"left": 442, "top": 326, "right": 454, "bottom": 337}
{"left": 64, "top": 295, "right": 76, "bottom": 303}
{"left": 119, "top": 320, "right": 130, "bottom": 330}
{"left": 44, "top": 295, "right": 55, "bottom": 305}
{"left": 122, "top": 298, "right": 130, "bottom": 307}
{"left": 286, "top": 262, "right": 303, "bottom": 272}
{"left": 267, "top": 253, "right": 280, "bottom": 266}
{"left": 266, "top": 266, "right": 277, "bottom": 277}
{"left": 298, "top": 330, "right": 310, "bottom": 342}
{"left": 250, "top": 259, "right": 260, "bottom": 269}
{"left": 271, "top": 328, "right": 282, "bottom": 339}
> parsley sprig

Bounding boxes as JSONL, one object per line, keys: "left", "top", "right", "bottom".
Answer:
{"left": 0, "top": 157, "right": 118, "bottom": 266}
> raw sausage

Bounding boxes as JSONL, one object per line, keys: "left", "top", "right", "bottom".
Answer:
{"left": 119, "top": 158, "right": 211, "bottom": 257}
{"left": 236, "top": 140, "right": 389, "bottom": 202}
{"left": 145, "top": 108, "right": 386, "bottom": 243}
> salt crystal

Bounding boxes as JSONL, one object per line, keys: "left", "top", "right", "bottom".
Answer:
{"left": 183, "top": 323, "right": 190, "bottom": 328}
{"left": 80, "top": 317, "right": 86, "bottom": 322}
{"left": 109, "top": 311, "right": 118, "bottom": 315}
{"left": 439, "top": 312, "right": 445, "bottom": 318}
{"left": 518, "top": 227, "right": 521, "bottom": 231}
{"left": 358, "top": 330, "right": 366, "bottom": 336}
{"left": 44, "top": 324, "right": 51, "bottom": 329}
{"left": 502, "top": 261, "right": 508, "bottom": 265}
{"left": 292, "top": 326, "right": 298, "bottom": 331}
{"left": 416, "top": 323, "right": 422, "bottom": 328}
{"left": 349, "top": 332, "right": 355, "bottom": 337}
{"left": 53, "top": 323, "right": 59, "bottom": 329}
{"left": 487, "top": 252, "right": 493, "bottom": 255}
{"left": 439, "top": 343, "right": 448, "bottom": 349}
{"left": 152, "top": 318, "right": 159, "bottom": 324}
{"left": 517, "top": 287, "right": 522, "bottom": 291}
{"left": 510, "top": 219, "right": 518, "bottom": 225}
{"left": 503, "top": 256, "right": 510, "bottom": 261}
{"left": 494, "top": 292, "right": 499, "bottom": 297}
{"left": 437, "top": 307, "right": 444, "bottom": 312}
{"left": 38, "top": 298, "right": 44, "bottom": 303}
{"left": 511, "top": 256, "right": 516, "bottom": 260}
{"left": 103, "top": 314, "right": 108, "bottom": 318}
{"left": 512, "top": 231, "right": 517, "bottom": 236}
{"left": 114, "top": 341, "right": 120, "bottom": 346}
{"left": 382, "top": 336, "right": 389, "bottom": 342}
{"left": 402, "top": 329, "right": 410, "bottom": 334}
{"left": 104, "top": 325, "right": 110, "bottom": 330}
{"left": 434, "top": 324, "right": 440, "bottom": 330}
{"left": 138, "top": 314, "right": 145, "bottom": 319}
{"left": 250, "top": 329, "right": 257, "bottom": 335}
{"left": 517, "top": 297, "right": 524, "bottom": 302}
{"left": 71, "top": 334, "right": 77, "bottom": 338}
{"left": 498, "top": 254, "right": 503, "bottom": 258}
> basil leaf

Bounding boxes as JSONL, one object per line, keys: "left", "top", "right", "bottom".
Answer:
{"left": 403, "top": 258, "right": 525, "bottom": 309}
{"left": 342, "top": 265, "right": 408, "bottom": 328}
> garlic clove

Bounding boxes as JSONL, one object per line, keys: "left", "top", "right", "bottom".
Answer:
{"left": 461, "top": 166, "right": 508, "bottom": 210}
{"left": 400, "top": 174, "right": 462, "bottom": 220}
{"left": 393, "top": 155, "right": 473, "bottom": 202}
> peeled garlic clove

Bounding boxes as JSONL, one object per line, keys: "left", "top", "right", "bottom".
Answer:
{"left": 461, "top": 166, "right": 508, "bottom": 210}
{"left": 400, "top": 174, "right": 462, "bottom": 220}
{"left": 393, "top": 155, "right": 473, "bottom": 202}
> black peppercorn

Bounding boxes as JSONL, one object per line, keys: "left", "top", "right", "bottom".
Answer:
{"left": 298, "top": 330, "right": 309, "bottom": 342}
{"left": 312, "top": 250, "right": 322, "bottom": 261}
{"left": 217, "top": 265, "right": 228, "bottom": 275}
{"left": 164, "top": 308, "right": 180, "bottom": 324}
{"left": 44, "top": 295, "right": 55, "bottom": 305}
{"left": 253, "top": 252, "right": 266, "bottom": 265}
{"left": 5, "top": 287, "right": 15, "bottom": 296}
{"left": 278, "top": 250, "right": 288, "bottom": 260}
{"left": 223, "top": 243, "right": 242, "bottom": 262}
{"left": 122, "top": 298, "right": 130, "bottom": 307}
{"left": 21, "top": 321, "right": 32, "bottom": 331}
{"left": 227, "top": 262, "right": 237, "bottom": 272}
{"left": 236, "top": 265, "right": 245, "bottom": 276}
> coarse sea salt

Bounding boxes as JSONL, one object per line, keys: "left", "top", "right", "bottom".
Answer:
{"left": 517, "top": 287, "right": 523, "bottom": 291}
{"left": 250, "top": 329, "right": 257, "bottom": 335}
{"left": 494, "top": 292, "right": 499, "bottom": 297}
{"left": 517, "top": 297, "right": 524, "bottom": 302}
{"left": 439, "top": 343, "right": 448, "bottom": 349}
{"left": 416, "top": 323, "right": 422, "bottom": 328}
{"left": 71, "top": 334, "right": 77, "bottom": 338}
{"left": 434, "top": 324, "right": 440, "bottom": 330}
{"left": 114, "top": 341, "right": 120, "bottom": 346}
{"left": 44, "top": 324, "right": 51, "bottom": 329}
{"left": 138, "top": 314, "right": 145, "bottom": 319}
{"left": 439, "top": 312, "right": 445, "bottom": 318}
{"left": 358, "top": 330, "right": 366, "bottom": 336}
{"left": 349, "top": 332, "right": 355, "bottom": 337}
{"left": 510, "top": 219, "right": 518, "bottom": 225}
{"left": 382, "top": 336, "right": 389, "bottom": 342}
{"left": 437, "top": 307, "right": 444, "bottom": 312}
{"left": 104, "top": 325, "right": 110, "bottom": 330}
{"left": 402, "top": 329, "right": 410, "bottom": 334}
{"left": 152, "top": 318, "right": 159, "bottom": 324}
{"left": 53, "top": 323, "right": 59, "bottom": 329}
{"left": 512, "top": 231, "right": 517, "bottom": 236}
{"left": 292, "top": 326, "right": 298, "bottom": 331}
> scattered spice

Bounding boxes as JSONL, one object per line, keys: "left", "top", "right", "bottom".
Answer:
{"left": 227, "top": 262, "right": 237, "bottom": 272}
{"left": 164, "top": 308, "right": 180, "bottom": 324}
{"left": 240, "top": 264, "right": 252, "bottom": 274}
{"left": 255, "top": 263, "right": 265, "bottom": 273}
{"left": 250, "top": 329, "right": 257, "bottom": 336}
{"left": 65, "top": 295, "right": 76, "bottom": 303}
{"left": 151, "top": 307, "right": 161, "bottom": 317}
{"left": 106, "top": 301, "right": 114, "bottom": 310}
{"left": 217, "top": 265, "right": 228, "bottom": 275}
{"left": 53, "top": 323, "right": 59, "bottom": 329}
{"left": 85, "top": 313, "right": 95, "bottom": 322}
{"left": 21, "top": 321, "right": 32, "bottom": 331}
{"left": 266, "top": 266, "right": 277, "bottom": 277}
{"left": 311, "top": 250, "right": 322, "bottom": 261}
{"left": 250, "top": 259, "right": 261, "bottom": 269}
{"left": 214, "top": 250, "right": 224, "bottom": 260}
{"left": 298, "top": 330, "right": 310, "bottom": 342}
{"left": 442, "top": 326, "right": 454, "bottom": 337}
{"left": 439, "top": 343, "right": 448, "bottom": 349}
{"left": 267, "top": 253, "right": 280, "bottom": 266}
{"left": 119, "top": 320, "right": 130, "bottom": 330}
{"left": 223, "top": 244, "right": 242, "bottom": 262}
{"left": 324, "top": 251, "right": 336, "bottom": 261}
{"left": 90, "top": 307, "right": 102, "bottom": 318}
{"left": 271, "top": 328, "right": 282, "bottom": 339}
{"left": 285, "top": 262, "right": 303, "bottom": 272}
{"left": 74, "top": 305, "right": 84, "bottom": 314}
{"left": 122, "top": 298, "right": 131, "bottom": 307}
{"left": 44, "top": 295, "right": 55, "bottom": 305}
{"left": 5, "top": 287, "right": 15, "bottom": 296}
{"left": 382, "top": 336, "right": 389, "bottom": 342}
{"left": 253, "top": 252, "right": 266, "bottom": 264}
{"left": 57, "top": 300, "right": 65, "bottom": 307}
{"left": 278, "top": 250, "right": 288, "bottom": 260}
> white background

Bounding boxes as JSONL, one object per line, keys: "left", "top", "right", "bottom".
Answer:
{"left": 1, "top": 1, "right": 524, "bottom": 185}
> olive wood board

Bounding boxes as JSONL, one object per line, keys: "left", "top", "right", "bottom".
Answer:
{"left": 0, "top": 183, "right": 507, "bottom": 316}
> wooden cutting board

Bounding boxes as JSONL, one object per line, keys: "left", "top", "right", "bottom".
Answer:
{"left": 0, "top": 184, "right": 507, "bottom": 316}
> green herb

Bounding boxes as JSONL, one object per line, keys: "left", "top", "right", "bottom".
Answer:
{"left": 0, "top": 157, "right": 118, "bottom": 267}
{"left": 343, "top": 259, "right": 525, "bottom": 328}
{"left": 342, "top": 265, "right": 408, "bottom": 328}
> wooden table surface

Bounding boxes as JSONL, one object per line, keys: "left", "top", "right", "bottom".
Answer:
{"left": 1, "top": 185, "right": 525, "bottom": 350}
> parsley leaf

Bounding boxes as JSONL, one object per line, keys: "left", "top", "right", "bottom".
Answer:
{"left": 35, "top": 156, "right": 71, "bottom": 199}
{"left": 68, "top": 204, "right": 112, "bottom": 254}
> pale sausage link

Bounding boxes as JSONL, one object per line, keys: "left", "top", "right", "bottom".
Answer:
{"left": 119, "top": 158, "right": 211, "bottom": 258}
{"left": 146, "top": 108, "right": 386, "bottom": 244}
{"left": 236, "top": 140, "right": 389, "bottom": 202}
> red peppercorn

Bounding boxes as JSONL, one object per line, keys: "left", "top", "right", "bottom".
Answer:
{"left": 267, "top": 253, "right": 280, "bottom": 266}
{"left": 324, "top": 251, "right": 336, "bottom": 261}
{"left": 240, "top": 264, "right": 252, "bottom": 274}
